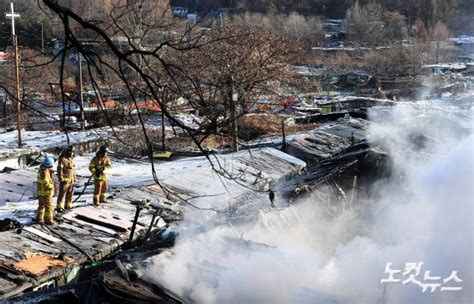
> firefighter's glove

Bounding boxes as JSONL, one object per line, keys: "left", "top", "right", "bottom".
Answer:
{"left": 96, "top": 167, "right": 104, "bottom": 177}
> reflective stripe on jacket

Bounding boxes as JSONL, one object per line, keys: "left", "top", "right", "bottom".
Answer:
{"left": 37, "top": 168, "right": 54, "bottom": 197}
{"left": 57, "top": 156, "right": 76, "bottom": 183}
{"left": 89, "top": 156, "right": 112, "bottom": 181}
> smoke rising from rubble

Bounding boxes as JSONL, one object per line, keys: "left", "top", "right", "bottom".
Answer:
{"left": 144, "top": 103, "right": 473, "bottom": 303}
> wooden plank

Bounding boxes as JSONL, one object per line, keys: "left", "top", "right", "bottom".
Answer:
{"left": 0, "top": 249, "right": 16, "bottom": 258}
{"left": 0, "top": 277, "right": 18, "bottom": 296}
{"left": 62, "top": 212, "right": 119, "bottom": 236}
{"left": 94, "top": 237, "right": 119, "bottom": 244}
{"left": 75, "top": 213, "right": 128, "bottom": 232}
{"left": 0, "top": 232, "right": 61, "bottom": 255}
{"left": 23, "top": 227, "right": 62, "bottom": 243}
{"left": 58, "top": 222, "right": 91, "bottom": 235}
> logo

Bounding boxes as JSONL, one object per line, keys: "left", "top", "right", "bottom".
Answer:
{"left": 380, "top": 262, "right": 462, "bottom": 293}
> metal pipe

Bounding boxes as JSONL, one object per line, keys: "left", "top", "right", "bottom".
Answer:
{"left": 78, "top": 53, "right": 85, "bottom": 130}
{"left": 129, "top": 203, "right": 143, "bottom": 242}
{"left": 146, "top": 211, "right": 158, "bottom": 239}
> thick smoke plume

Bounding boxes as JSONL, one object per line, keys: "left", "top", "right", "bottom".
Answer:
{"left": 144, "top": 102, "right": 473, "bottom": 304}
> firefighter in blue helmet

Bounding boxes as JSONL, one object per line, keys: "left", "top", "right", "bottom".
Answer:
{"left": 37, "top": 156, "right": 55, "bottom": 225}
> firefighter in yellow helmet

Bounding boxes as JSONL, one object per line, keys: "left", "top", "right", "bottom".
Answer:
{"left": 37, "top": 156, "right": 56, "bottom": 225}
{"left": 89, "top": 145, "right": 112, "bottom": 206}
{"left": 56, "top": 146, "right": 76, "bottom": 212}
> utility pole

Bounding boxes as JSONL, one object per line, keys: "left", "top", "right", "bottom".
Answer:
{"left": 435, "top": 30, "right": 440, "bottom": 64}
{"left": 6, "top": 3, "right": 22, "bottom": 147}
{"left": 161, "top": 87, "right": 166, "bottom": 151}
{"left": 40, "top": 21, "right": 44, "bottom": 53}
{"left": 229, "top": 75, "right": 238, "bottom": 152}
{"left": 281, "top": 120, "right": 286, "bottom": 152}
{"left": 78, "top": 53, "right": 85, "bottom": 130}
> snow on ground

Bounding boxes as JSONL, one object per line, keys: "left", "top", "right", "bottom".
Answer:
{"left": 0, "top": 125, "right": 153, "bottom": 159}
{"left": 0, "top": 194, "right": 93, "bottom": 224}
{"left": 1, "top": 147, "right": 304, "bottom": 225}
{"left": 0, "top": 128, "right": 109, "bottom": 158}
{"left": 0, "top": 129, "right": 99, "bottom": 149}
{"left": 75, "top": 154, "right": 155, "bottom": 188}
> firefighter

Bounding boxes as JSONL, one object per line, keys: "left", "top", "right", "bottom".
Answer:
{"left": 56, "top": 146, "right": 76, "bottom": 212}
{"left": 37, "top": 156, "right": 56, "bottom": 225}
{"left": 89, "top": 145, "right": 112, "bottom": 206}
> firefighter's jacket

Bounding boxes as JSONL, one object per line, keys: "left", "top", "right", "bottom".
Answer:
{"left": 89, "top": 156, "right": 112, "bottom": 181}
{"left": 57, "top": 156, "right": 76, "bottom": 183}
{"left": 37, "top": 167, "right": 54, "bottom": 197}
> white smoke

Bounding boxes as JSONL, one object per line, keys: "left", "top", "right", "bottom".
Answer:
{"left": 143, "top": 102, "right": 473, "bottom": 304}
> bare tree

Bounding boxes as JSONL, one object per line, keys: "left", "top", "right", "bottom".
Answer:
{"left": 344, "top": 0, "right": 408, "bottom": 47}
{"left": 228, "top": 12, "right": 323, "bottom": 49}
{"left": 430, "top": 21, "right": 451, "bottom": 64}
{"left": 32, "top": 0, "right": 295, "bottom": 205}
{"left": 364, "top": 45, "right": 423, "bottom": 77}
{"left": 344, "top": 0, "right": 386, "bottom": 47}
{"left": 164, "top": 26, "right": 294, "bottom": 142}
{"left": 413, "top": 19, "right": 430, "bottom": 42}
